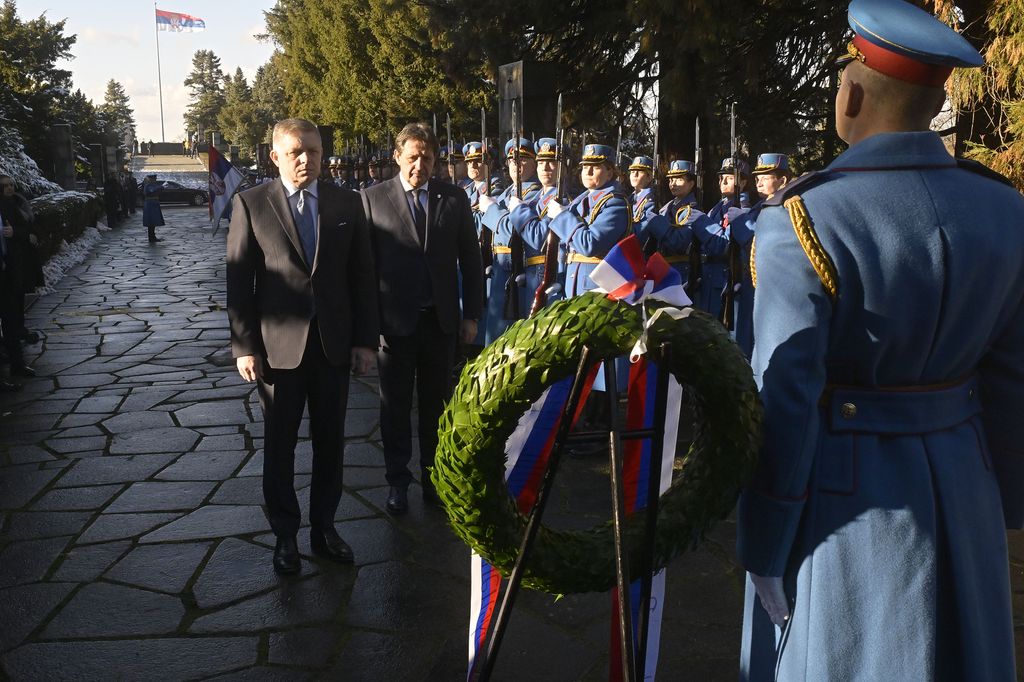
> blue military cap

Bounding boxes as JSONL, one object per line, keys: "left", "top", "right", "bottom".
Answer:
{"left": 629, "top": 156, "right": 654, "bottom": 172}
{"left": 718, "top": 157, "right": 750, "bottom": 176}
{"left": 504, "top": 137, "right": 535, "bottom": 160}
{"left": 535, "top": 137, "right": 558, "bottom": 160}
{"left": 328, "top": 156, "right": 341, "bottom": 166}
{"left": 752, "top": 153, "right": 792, "bottom": 176}
{"left": 841, "top": 0, "right": 983, "bottom": 87}
{"left": 666, "top": 160, "right": 696, "bottom": 178}
{"left": 439, "top": 145, "right": 450, "bottom": 160}
{"left": 581, "top": 143, "right": 615, "bottom": 166}
{"left": 450, "top": 146, "right": 465, "bottom": 161}
{"left": 463, "top": 142, "right": 487, "bottom": 162}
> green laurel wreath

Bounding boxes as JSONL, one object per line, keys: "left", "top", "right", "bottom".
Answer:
{"left": 432, "top": 292, "right": 762, "bottom": 594}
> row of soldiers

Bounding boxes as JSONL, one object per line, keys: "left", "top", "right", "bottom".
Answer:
{"left": 449, "top": 135, "right": 793, "bottom": 357}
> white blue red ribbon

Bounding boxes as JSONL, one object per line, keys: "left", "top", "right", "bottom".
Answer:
{"left": 467, "top": 368, "right": 599, "bottom": 679}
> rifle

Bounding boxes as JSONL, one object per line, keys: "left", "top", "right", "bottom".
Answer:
{"left": 642, "top": 121, "right": 660, "bottom": 259}
{"left": 687, "top": 115, "right": 703, "bottom": 301}
{"left": 615, "top": 124, "right": 623, "bottom": 184}
{"left": 503, "top": 98, "right": 525, "bottom": 320}
{"left": 530, "top": 92, "right": 564, "bottom": 317}
{"left": 721, "top": 103, "right": 741, "bottom": 330}
{"left": 479, "top": 107, "right": 494, "bottom": 284}
{"left": 446, "top": 113, "right": 455, "bottom": 183}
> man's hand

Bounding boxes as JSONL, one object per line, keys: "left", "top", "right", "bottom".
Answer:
{"left": 351, "top": 347, "right": 376, "bottom": 375}
{"left": 546, "top": 201, "right": 565, "bottom": 219}
{"left": 750, "top": 573, "right": 790, "bottom": 627}
{"left": 478, "top": 194, "right": 495, "bottom": 213}
{"left": 460, "top": 319, "right": 478, "bottom": 345}
{"left": 507, "top": 196, "right": 522, "bottom": 211}
{"left": 236, "top": 355, "right": 262, "bottom": 383}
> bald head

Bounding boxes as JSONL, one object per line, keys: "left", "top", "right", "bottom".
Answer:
{"left": 835, "top": 60, "right": 947, "bottom": 145}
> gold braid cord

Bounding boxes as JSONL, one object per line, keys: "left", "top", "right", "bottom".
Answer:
{"left": 783, "top": 195, "right": 838, "bottom": 300}
{"left": 749, "top": 235, "right": 757, "bottom": 289}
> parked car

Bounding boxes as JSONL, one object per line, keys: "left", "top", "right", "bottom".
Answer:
{"left": 136, "top": 180, "right": 208, "bottom": 206}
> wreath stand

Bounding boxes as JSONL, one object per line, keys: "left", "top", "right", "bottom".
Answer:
{"left": 476, "top": 342, "right": 675, "bottom": 682}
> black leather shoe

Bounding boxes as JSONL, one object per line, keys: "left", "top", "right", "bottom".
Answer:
{"left": 273, "top": 536, "right": 300, "bottom": 575}
{"left": 9, "top": 365, "right": 36, "bottom": 378}
{"left": 310, "top": 527, "right": 354, "bottom": 564}
{"left": 422, "top": 479, "right": 441, "bottom": 507}
{"left": 386, "top": 485, "right": 409, "bottom": 515}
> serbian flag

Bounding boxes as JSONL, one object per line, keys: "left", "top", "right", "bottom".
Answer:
{"left": 208, "top": 145, "right": 244, "bottom": 229}
{"left": 156, "top": 9, "right": 206, "bottom": 32}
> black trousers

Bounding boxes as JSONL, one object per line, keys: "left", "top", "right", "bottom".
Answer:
{"left": 378, "top": 308, "right": 455, "bottom": 487}
{"left": 0, "top": 277, "right": 23, "bottom": 369}
{"left": 256, "top": 323, "right": 350, "bottom": 538}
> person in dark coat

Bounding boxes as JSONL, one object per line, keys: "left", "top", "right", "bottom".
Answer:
{"left": 141, "top": 174, "right": 164, "bottom": 243}
{"left": 0, "top": 175, "right": 38, "bottom": 381}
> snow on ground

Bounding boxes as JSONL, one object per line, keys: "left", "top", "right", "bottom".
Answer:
{"left": 36, "top": 224, "right": 110, "bottom": 295}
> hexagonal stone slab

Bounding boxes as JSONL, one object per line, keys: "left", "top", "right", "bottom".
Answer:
{"left": 105, "top": 542, "right": 211, "bottom": 593}
{"left": 141, "top": 505, "right": 271, "bottom": 542}
{"left": 77, "top": 513, "right": 183, "bottom": 544}
{"left": 43, "top": 583, "right": 184, "bottom": 638}
{"left": 56, "top": 454, "right": 178, "bottom": 487}
{"left": 0, "top": 465, "right": 64, "bottom": 509}
{"left": 192, "top": 538, "right": 319, "bottom": 610}
{"left": 174, "top": 401, "right": 250, "bottom": 428}
{"left": 0, "top": 537, "right": 71, "bottom": 588}
{"left": 31, "top": 484, "right": 124, "bottom": 511}
{"left": 1, "top": 637, "right": 258, "bottom": 680}
{"left": 0, "top": 582, "right": 76, "bottom": 651}
{"left": 109, "top": 427, "right": 200, "bottom": 455}
{"left": 52, "top": 541, "right": 131, "bottom": 582}
{"left": 101, "top": 411, "right": 175, "bottom": 434}
{"left": 190, "top": 571, "right": 353, "bottom": 633}
{"left": 156, "top": 451, "right": 247, "bottom": 481}
{"left": 105, "top": 481, "right": 215, "bottom": 513}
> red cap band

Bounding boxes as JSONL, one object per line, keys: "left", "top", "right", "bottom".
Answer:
{"left": 851, "top": 35, "right": 952, "bottom": 87}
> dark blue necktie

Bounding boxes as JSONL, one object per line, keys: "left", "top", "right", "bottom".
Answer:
{"left": 410, "top": 189, "right": 426, "bottom": 246}
{"left": 296, "top": 189, "right": 316, "bottom": 265}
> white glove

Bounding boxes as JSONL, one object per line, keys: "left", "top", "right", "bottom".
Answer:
{"left": 507, "top": 195, "right": 522, "bottom": 211}
{"left": 750, "top": 573, "right": 790, "bottom": 627}
{"left": 478, "top": 194, "right": 495, "bottom": 212}
{"left": 546, "top": 201, "right": 565, "bottom": 218}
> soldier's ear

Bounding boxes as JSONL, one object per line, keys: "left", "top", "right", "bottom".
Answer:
{"left": 844, "top": 82, "right": 864, "bottom": 119}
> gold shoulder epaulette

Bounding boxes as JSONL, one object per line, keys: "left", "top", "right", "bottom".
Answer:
{"left": 783, "top": 195, "right": 837, "bottom": 300}
{"left": 750, "top": 235, "right": 757, "bottom": 289}
{"left": 588, "top": 192, "right": 617, "bottom": 222}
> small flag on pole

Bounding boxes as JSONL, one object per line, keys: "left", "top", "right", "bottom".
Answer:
{"left": 208, "top": 145, "right": 244, "bottom": 229}
{"left": 155, "top": 9, "right": 206, "bottom": 32}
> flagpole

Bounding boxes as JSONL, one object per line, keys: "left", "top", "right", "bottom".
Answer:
{"left": 154, "top": 2, "right": 166, "bottom": 142}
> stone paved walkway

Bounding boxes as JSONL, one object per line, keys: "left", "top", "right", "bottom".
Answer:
{"left": 0, "top": 207, "right": 1020, "bottom": 681}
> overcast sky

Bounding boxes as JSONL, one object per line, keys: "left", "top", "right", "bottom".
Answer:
{"left": 19, "top": 1, "right": 279, "bottom": 142}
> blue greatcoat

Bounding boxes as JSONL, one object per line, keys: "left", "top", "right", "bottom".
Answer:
{"left": 480, "top": 178, "right": 542, "bottom": 344}
{"left": 701, "top": 195, "right": 744, "bottom": 317}
{"left": 509, "top": 185, "right": 564, "bottom": 309}
{"left": 549, "top": 181, "right": 631, "bottom": 390}
{"left": 729, "top": 202, "right": 759, "bottom": 357}
{"left": 466, "top": 178, "right": 507, "bottom": 346}
{"left": 646, "top": 193, "right": 720, "bottom": 292}
{"left": 142, "top": 182, "right": 165, "bottom": 227}
{"left": 737, "top": 132, "right": 1023, "bottom": 681}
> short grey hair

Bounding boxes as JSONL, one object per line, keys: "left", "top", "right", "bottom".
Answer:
{"left": 272, "top": 118, "right": 320, "bottom": 146}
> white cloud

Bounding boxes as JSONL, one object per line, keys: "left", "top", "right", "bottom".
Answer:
{"left": 80, "top": 26, "right": 141, "bottom": 47}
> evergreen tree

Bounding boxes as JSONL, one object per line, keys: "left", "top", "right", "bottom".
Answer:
{"left": 99, "top": 79, "right": 135, "bottom": 151}
{"left": 218, "top": 67, "right": 273, "bottom": 161}
{"left": 183, "top": 49, "right": 227, "bottom": 139}
{"left": 252, "top": 51, "right": 290, "bottom": 127}
{"left": 0, "top": 0, "right": 76, "bottom": 172}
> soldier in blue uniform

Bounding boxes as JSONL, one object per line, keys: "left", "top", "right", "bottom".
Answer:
{"left": 738, "top": 1, "right": 1022, "bottom": 680}
{"left": 477, "top": 137, "right": 542, "bottom": 341}
{"left": 627, "top": 155, "right": 658, "bottom": 228}
{"left": 462, "top": 142, "right": 505, "bottom": 349}
{"left": 450, "top": 146, "right": 470, "bottom": 191}
{"left": 640, "top": 160, "right": 721, "bottom": 294}
{"left": 507, "top": 137, "right": 565, "bottom": 311}
{"left": 705, "top": 158, "right": 750, "bottom": 320}
{"left": 730, "top": 153, "right": 793, "bottom": 357}
{"left": 362, "top": 156, "right": 381, "bottom": 189}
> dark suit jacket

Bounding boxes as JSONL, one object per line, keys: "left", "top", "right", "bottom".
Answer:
{"left": 361, "top": 176, "right": 483, "bottom": 336}
{"left": 226, "top": 178, "right": 379, "bottom": 370}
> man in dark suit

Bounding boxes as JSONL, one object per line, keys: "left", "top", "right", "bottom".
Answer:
{"left": 227, "top": 118, "right": 379, "bottom": 574}
{"left": 361, "top": 122, "right": 484, "bottom": 515}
